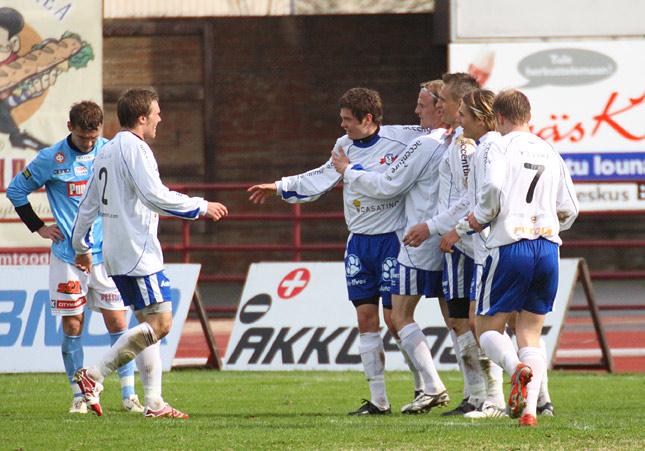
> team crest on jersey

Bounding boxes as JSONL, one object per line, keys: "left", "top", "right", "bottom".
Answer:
{"left": 55, "top": 152, "right": 65, "bottom": 164}
{"left": 380, "top": 154, "right": 398, "bottom": 165}
{"left": 74, "top": 166, "right": 89, "bottom": 176}
{"left": 76, "top": 154, "right": 94, "bottom": 162}
{"left": 22, "top": 168, "right": 32, "bottom": 180}
{"left": 531, "top": 215, "right": 537, "bottom": 223}
{"left": 67, "top": 180, "right": 88, "bottom": 197}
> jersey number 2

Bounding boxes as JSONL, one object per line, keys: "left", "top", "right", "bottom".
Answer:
{"left": 523, "top": 162, "right": 544, "bottom": 203}
{"left": 98, "top": 167, "right": 108, "bottom": 206}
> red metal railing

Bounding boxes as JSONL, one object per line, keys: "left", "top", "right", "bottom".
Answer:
{"left": 2, "top": 183, "right": 644, "bottom": 284}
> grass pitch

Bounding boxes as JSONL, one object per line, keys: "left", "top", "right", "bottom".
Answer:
{"left": 1, "top": 370, "right": 644, "bottom": 450}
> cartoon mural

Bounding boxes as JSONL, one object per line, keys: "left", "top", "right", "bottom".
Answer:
{"left": 0, "top": 1, "right": 102, "bottom": 258}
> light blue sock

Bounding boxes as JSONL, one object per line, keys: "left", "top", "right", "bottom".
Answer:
{"left": 110, "top": 331, "right": 136, "bottom": 400}
{"left": 62, "top": 334, "right": 84, "bottom": 398}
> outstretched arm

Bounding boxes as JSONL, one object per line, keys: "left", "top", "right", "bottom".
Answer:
{"left": 248, "top": 183, "right": 278, "bottom": 205}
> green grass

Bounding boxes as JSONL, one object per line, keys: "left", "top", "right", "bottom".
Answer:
{"left": 1, "top": 370, "right": 644, "bottom": 450}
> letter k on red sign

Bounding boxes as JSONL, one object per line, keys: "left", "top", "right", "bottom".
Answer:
{"left": 277, "top": 268, "right": 310, "bottom": 299}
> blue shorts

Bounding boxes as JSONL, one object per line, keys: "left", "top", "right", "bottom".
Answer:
{"left": 391, "top": 263, "right": 443, "bottom": 298}
{"left": 112, "top": 270, "right": 172, "bottom": 311}
{"left": 477, "top": 238, "right": 559, "bottom": 316}
{"left": 345, "top": 232, "right": 399, "bottom": 307}
{"left": 442, "top": 247, "right": 474, "bottom": 301}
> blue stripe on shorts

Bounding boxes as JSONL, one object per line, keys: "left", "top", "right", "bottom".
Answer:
{"left": 112, "top": 270, "right": 172, "bottom": 310}
{"left": 442, "top": 246, "right": 474, "bottom": 301}
{"left": 391, "top": 262, "right": 442, "bottom": 298}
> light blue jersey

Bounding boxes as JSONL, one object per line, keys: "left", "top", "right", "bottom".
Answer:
{"left": 7, "top": 136, "right": 109, "bottom": 265}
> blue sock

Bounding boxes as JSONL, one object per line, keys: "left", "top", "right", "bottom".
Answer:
{"left": 110, "top": 331, "right": 136, "bottom": 399}
{"left": 62, "top": 334, "right": 84, "bottom": 398}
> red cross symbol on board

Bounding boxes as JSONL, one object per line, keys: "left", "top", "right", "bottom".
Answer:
{"left": 277, "top": 268, "right": 311, "bottom": 299}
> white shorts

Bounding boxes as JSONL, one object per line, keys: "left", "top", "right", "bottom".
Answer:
{"left": 49, "top": 253, "right": 126, "bottom": 316}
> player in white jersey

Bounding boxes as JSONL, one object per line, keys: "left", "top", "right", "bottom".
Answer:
{"left": 249, "top": 88, "right": 428, "bottom": 415}
{"left": 468, "top": 90, "right": 578, "bottom": 426}
{"left": 439, "top": 89, "right": 507, "bottom": 419}
{"left": 441, "top": 89, "right": 558, "bottom": 420}
{"left": 6, "top": 102, "right": 143, "bottom": 414}
{"left": 332, "top": 80, "right": 451, "bottom": 415}
{"left": 71, "top": 88, "right": 228, "bottom": 418}
{"left": 404, "top": 73, "right": 489, "bottom": 416}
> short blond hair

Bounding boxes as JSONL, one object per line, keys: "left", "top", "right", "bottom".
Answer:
{"left": 493, "top": 89, "right": 531, "bottom": 125}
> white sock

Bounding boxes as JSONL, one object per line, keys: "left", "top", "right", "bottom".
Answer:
{"left": 399, "top": 323, "right": 446, "bottom": 394}
{"left": 94, "top": 323, "right": 157, "bottom": 382}
{"left": 480, "top": 344, "right": 505, "bottom": 407}
{"left": 395, "top": 337, "right": 424, "bottom": 393}
{"left": 358, "top": 332, "right": 388, "bottom": 408}
{"left": 479, "top": 330, "right": 521, "bottom": 378}
{"left": 457, "top": 331, "right": 486, "bottom": 406}
{"left": 518, "top": 347, "right": 545, "bottom": 417}
{"left": 538, "top": 337, "right": 551, "bottom": 405}
{"left": 450, "top": 329, "right": 470, "bottom": 400}
{"left": 135, "top": 342, "right": 165, "bottom": 410}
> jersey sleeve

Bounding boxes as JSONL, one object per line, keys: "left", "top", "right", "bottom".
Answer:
{"left": 556, "top": 155, "right": 579, "bottom": 231}
{"left": 343, "top": 137, "right": 429, "bottom": 199}
{"left": 6, "top": 151, "right": 51, "bottom": 207}
{"left": 276, "top": 156, "right": 342, "bottom": 204}
{"left": 124, "top": 143, "right": 207, "bottom": 219}
{"left": 72, "top": 172, "right": 101, "bottom": 254}
{"left": 473, "top": 141, "right": 506, "bottom": 225}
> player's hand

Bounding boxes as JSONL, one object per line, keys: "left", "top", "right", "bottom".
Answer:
{"left": 75, "top": 253, "right": 93, "bottom": 274}
{"left": 403, "top": 223, "right": 430, "bottom": 247}
{"left": 205, "top": 202, "right": 228, "bottom": 221}
{"left": 331, "top": 146, "right": 350, "bottom": 174}
{"left": 467, "top": 212, "right": 483, "bottom": 232}
{"left": 439, "top": 229, "right": 460, "bottom": 253}
{"left": 37, "top": 224, "right": 64, "bottom": 244}
{"left": 247, "top": 183, "right": 277, "bottom": 205}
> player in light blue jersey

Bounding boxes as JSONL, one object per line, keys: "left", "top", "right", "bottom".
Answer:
{"left": 6, "top": 101, "right": 143, "bottom": 414}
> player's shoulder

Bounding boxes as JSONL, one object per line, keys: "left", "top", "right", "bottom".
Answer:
{"left": 33, "top": 138, "right": 70, "bottom": 164}
{"left": 381, "top": 124, "right": 429, "bottom": 140}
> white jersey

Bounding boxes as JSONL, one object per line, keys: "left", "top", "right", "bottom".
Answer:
{"left": 72, "top": 131, "right": 208, "bottom": 276}
{"left": 455, "top": 131, "right": 502, "bottom": 264}
{"left": 343, "top": 128, "right": 448, "bottom": 271}
{"left": 425, "top": 128, "right": 477, "bottom": 257}
{"left": 276, "top": 125, "right": 428, "bottom": 235}
{"left": 473, "top": 131, "right": 579, "bottom": 248}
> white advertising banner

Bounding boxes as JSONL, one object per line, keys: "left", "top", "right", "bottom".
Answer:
{"left": 449, "top": 40, "right": 645, "bottom": 212}
{"left": 0, "top": 263, "right": 199, "bottom": 373}
{"left": 225, "top": 261, "right": 576, "bottom": 371}
{"left": 0, "top": 0, "right": 102, "bottom": 249}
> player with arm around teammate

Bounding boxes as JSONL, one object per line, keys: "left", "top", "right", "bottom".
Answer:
{"left": 6, "top": 101, "right": 143, "bottom": 414}
{"left": 71, "top": 88, "right": 228, "bottom": 418}
{"left": 438, "top": 89, "right": 508, "bottom": 418}
{"left": 468, "top": 89, "right": 578, "bottom": 426}
{"left": 249, "top": 87, "right": 429, "bottom": 415}
{"left": 403, "top": 73, "right": 490, "bottom": 416}
{"left": 332, "top": 80, "right": 452, "bottom": 415}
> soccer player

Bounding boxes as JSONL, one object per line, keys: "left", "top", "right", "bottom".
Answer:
{"left": 248, "top": 87, "right": 428, "bottom": 415}
{"left": 468, "top": 89, "right": 578, "bottom": 426}
{"left": 6, "top": 101, "right": 143, "bottom": 414}
{"left": 403, "top": 73, "right": 488, "bottom": 416}
{"left": 331, "top": 80, "right": 451, "bottom": 414}
{"left": 71, "top": 88, "right": 228, "bottom": 418}
{"left": 438, "top": 89, "right": 507, "bottom": 418}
